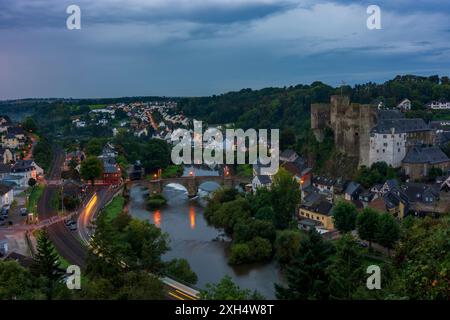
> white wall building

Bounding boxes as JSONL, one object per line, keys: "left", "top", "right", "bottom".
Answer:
{"left": 396, "top": 99, "right": 411, "bottom": 111}
{"left": 427, "top": 101, "right": 450, "bottom": 110}
{"left": 369, "top": 128, "right": 407, "bottom": 168}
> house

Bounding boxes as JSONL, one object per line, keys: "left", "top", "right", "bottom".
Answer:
{"left": 11, "top": 160, "right": 44, "bottom": 182}
{"left": 3, "top": 252, "right": 34, "bottom": 268}
{"left": 0, "top": 175, "right": 27, "bottom": 189}
{"left": 298, "top": 194, "right": 334, "bottom": 230}
{"left": 64, "top": 150, "right": 85, "bottom": 171}
{"left": 252, "top": 175, "right": 272, "bottom": 192}
{"left": 380, "top": 179, "right": 399, "bottom": 195}
{"left": 402, "top": 146, "right": 450, "bottom": 180}
{"left": 344, "top": 181, "right": 362, "bottom": 201}
{"left": 1, "top": 134, "right": 19, "bottom": 149}
{"left": 281, "top": 157, "right": 312, "bottom": 196}
{"left": 280, "top": 149, "right": 299, "bottom": 163}
{"left": 7, "top": 126, "right": 26, "bottom": 140}
{"left": 368, "top": 187, "right": 409, "bottom": 218}
{"left": 400, "top": 182, "right": 449, "bottom": 215}
{"left": 441, "top": 175, "right": 450, "bottom": 191}
{"left": 0, "top": 164, "right": 11, "bottom": 179}
{"left": 0, "top": 236, "right": 8, "bottom": 257}
{"left": 358, "top": 190, "right": 377, "bottom": 206}
{"left": 396, "top": 99, "right": 411, "bottom": 112}
{"left": 0, "top": 147, "right": 15, "bottom": 164}
{"left": 312, "top": 176, "right": 335, "bottom": 202}
{"left": 426, "top": 100, "right": 450, "bottom": 110}
{"left": 0, "top": 183, "right": 14, "bottom": 207}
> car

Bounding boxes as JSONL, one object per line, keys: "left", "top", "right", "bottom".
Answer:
{"left": 20, "top": 208, "right": 28, "bottom": 216}
{"left": 68, "top": 223, "right": 77, "bottom": 231}
{"left": 357, "top": 241, "right": 368, "bottom": 248}
{"left": 64, "top": 219, "right": 75, "bottom": 226}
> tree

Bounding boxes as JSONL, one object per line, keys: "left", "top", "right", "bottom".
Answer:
{"left": 22, "top": 117, "right": 38, "bottom": 132}
{"left": 28, "top": 177, "right": 37, "bottom": 188}
{"left": 0, "top": 260, "right": 44, "bottom": 300}
{"left": 166, "top": 259, "right": 198, "bottom": 285}
{"left": 275, "top": 229, "right": 334, "bottom": 299}
{"left": 375, "top": 213, "right": 400, "bottom": 252}
{"left": 270, "top": 168, "right": 301, "bottom": 229}
{"left": 247, "top": 237, "right": 272, "bottom": 262}
{"left": 233, "top": 219, "right": 275, "bottom": 243}
{"left": 80, "top": 156, "right": 103, "bottom": 186}
{"left": 356, "top": 208, "right": 380, "bottom": 249}
{"left": 280, "top": 128, "right": 297, "bottom": 150}
{"left": 332, "top": 201, "right": 358, "bottom": 233}
{"left": 255, "top": 206, "right": 275, "bottom": 222}
{"left": 327, "top": 234, "right": 365, "bottom": 299}
{"left": 274, "top": 229, "right": 303, "bottom": 265}
{"left": 392, "top": 217, "right": 450, "bottom": 299}
{"left": 229, "top": 243, "right": 251, "bottom": 265}
{"left": 116, "top": 271, "right": 165, "bottom": 300}
{"left": 200, "top": 275, "right": 264, "bottom": 300}
{"left": 123, "top": 219, "right": 170, "bottom": 272}
{"left": 85, "top": 138, "right": 105, "bottom": 156}
{"left": 31, "top": 229, "right": 65, "bottom": 299}
{"left": 141, "top": 139, "right": 170, "bottom": 173}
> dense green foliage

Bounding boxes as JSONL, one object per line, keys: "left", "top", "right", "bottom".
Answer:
{"left": 33, "top": 139, "right": 53, "bottom": 172}
{"left": 147, "top": 193, "right": 168, "bottom": 209}
{"left": 31, "top": 230, "right": 66, "bottom": 299}
{"left": 275, "top": 229, "right": 335, "bottom": 299}
{"left": 332, "top": 201, "right": 358, "bottom": 233}
{"left": 356, "top": 162, "right": 399, "bottom": 189}
{"left": 200, "top": 275, "right": 264, "bottom": 300}
{"left": 205, "top": 169, "right": 300, "bottom": 265}
{"left": 165, "top": 258, "right": 198, "bottom": 285}
{"left": 80, "top": 156, "right": 103, "bottom": 185}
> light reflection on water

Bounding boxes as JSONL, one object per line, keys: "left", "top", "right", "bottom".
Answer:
{"left": 128, "top": 166, "right": 283, "bottom": 299}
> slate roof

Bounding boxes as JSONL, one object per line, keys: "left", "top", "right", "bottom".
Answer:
{"left": 402, "top": 146, "right": 450, "bottom": 164}
{"left": 345, "top": 181, "right": 361, "bottom": 196}
{"left": 0, "top": 183, "right": 13, "bottom": 195}
{"left": 401, "top": 183, "right": 439, "bottom": 203}
{"left": 0, "top": 164, "right": 11, "bottom": 174}
{"left": 373, "top": 118, "right": 430, "bottom": 134}
{"left": 280, "top": 149, "right": 298, "bottom": 160}
{"left": 256, "top": 175, "right": 272, "bottom": 185}
{"left": 11, "top": 160, "right": 34, "bottom": 172}
{"left": 377, "top": 110, "right": 405, "bottom": 120}
{"left": 312, "top": 176, "right": 336, "bottom": 187}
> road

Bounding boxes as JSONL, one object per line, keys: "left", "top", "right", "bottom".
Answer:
{"left": 37, "top": 148, "right": 198, "bottom": 299}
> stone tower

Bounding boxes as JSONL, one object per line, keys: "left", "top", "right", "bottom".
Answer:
{"left": 311, "top": 95, "right": 377, "bottom": 167}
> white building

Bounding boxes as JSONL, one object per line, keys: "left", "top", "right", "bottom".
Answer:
{"left": 426, "top": 101, "right": 450, "bottom": 110}
{"left": 252, "top": 175, "right": 272, "bottom": 192}
{"left": 369, "top": 128, "right": 407, "bottom": 168}
{"left": 0, "top": 183, "right": 14, "bottom": 207}
{"left": 396, "top": 99, "right": 411, "bottom": 111}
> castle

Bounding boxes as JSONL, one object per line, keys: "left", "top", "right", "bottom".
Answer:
{"left": 311, "top": 95, "right": 438, "bottom": 171}
{"left": 311, "top": 95, "right": 378, "bottom": 167}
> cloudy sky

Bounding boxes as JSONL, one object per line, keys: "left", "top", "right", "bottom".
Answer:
{"left": 1, "top": 0, "right": 449, "bottom": 99}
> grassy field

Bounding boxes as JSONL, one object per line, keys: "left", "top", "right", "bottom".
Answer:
{"left": 89, "top": 104, "right": 107, "bottom": 110}
{"left": 102, "top": 196, "right": 125, "bottom": 223}
{"left": 26, "top": 184, "right": 45, "bottom": 215}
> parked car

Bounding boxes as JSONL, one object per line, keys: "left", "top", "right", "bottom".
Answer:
{"left": 64, "top": 219, "right": 75, "bottom": 226}
{"left": 69, "top": 223, "right": 77, "bottom": 231}
{"left": 20, "top": 208, "right": 28, "bottom": 216}
{"left": 1, "top": 207, "right": 8, "bottom": 217}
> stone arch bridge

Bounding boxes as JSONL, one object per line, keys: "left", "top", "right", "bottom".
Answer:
{"left": 128, "top": 176, "right": 251, "bottom": 197}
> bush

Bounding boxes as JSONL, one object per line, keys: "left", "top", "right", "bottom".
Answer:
{"left": 147, "top": 193, "right": 167, "bottom": 209}
{"left": 229, "top": 237, "right": 272, "bottom": 265}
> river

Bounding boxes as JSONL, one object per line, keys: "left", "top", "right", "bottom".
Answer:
{"left": 128, "top": 165, "right": 283, "bottom": 299}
